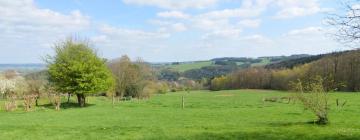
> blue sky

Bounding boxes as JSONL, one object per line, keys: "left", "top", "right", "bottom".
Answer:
{"left": 0, "top": 0, "right": 349, "bottom": 63}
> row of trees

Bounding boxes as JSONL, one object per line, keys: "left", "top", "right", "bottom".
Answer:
{"left": 45, "top": 39, "right": 180, "bottom": 107}
{"left": 2, "top": 38, "right": 205, "bottom": 110}
{"left": 210, "top": 50, "right": 360, "bottom": 92}
{"left": 0, "top": 70, "right": 48, "bottom": 111}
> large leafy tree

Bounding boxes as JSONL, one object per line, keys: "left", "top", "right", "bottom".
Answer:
{"left": 46, "top": 39, "right": 114, "bottom": 107}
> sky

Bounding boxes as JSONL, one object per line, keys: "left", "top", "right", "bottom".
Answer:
{"left": 0, "top": 0, "right": 351, "bottom": 63}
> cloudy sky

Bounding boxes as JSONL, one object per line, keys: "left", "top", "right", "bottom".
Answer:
{"left": 0, "top": 0, "right": 349, "bottom": 63}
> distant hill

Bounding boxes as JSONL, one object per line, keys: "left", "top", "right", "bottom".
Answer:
{"left": 156, "top": 54, "right": 312, "bottom": 72}
{"left": 264, "top": 52, "right": 349, "bottom": 69}
{"left": 0, "top": 64, "right": 46, "bottom": 74}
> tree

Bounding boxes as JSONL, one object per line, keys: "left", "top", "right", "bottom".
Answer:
{"left": 3, "top": 70, "right": 18, "bottom": 79}
{"left": 158, "top": 69, "right": 180, "bottom": 81}
{"left": 328, "top": 0, "right": 360, "bottom": 45}
{"left": 291, "top": 76, "right": 329, "bottom": 125}
{"left": 109, "top": 56, "right": 155, "bottom": 98}
{"left": 109, "top": 55, "right": 135, "bottom": 98}
{"left": 0, "top": 76, "right": 16, "bottom": 99}
{"left": 25, "top": 72, "right": 47, "bottom": 106}
{"left": 210, "top": 76, "right": 230, "bottom": 91}
{"left": 46, "top": 39, "right": 114, "bottom": 107}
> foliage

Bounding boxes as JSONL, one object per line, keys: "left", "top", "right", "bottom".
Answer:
{"left": 45, "top": 85, "right": 62, "bottom": 111}
{"left": 4, "top": 95, "right": 17, "bottom": 112}
{"left": 23, "top": 94, "right": 37, "bottom": 112}
{"left": 291, "top": 76, "right": 329, "bottom": 124}
{"left": 109, "top": 56, "right": 156, "bottom": 98}
{"left": 210, "top": 50, "right": 360, "bottom": 92}
{"left": 142, "top": 81, "right": 169, "bottom": 97}
{"left": 158, "top": 68, "right": 180, "bottom": 81}
{"left": 46, "top": 39, "right": 114, "bottom": 107}
{"left": 210, "top": 76, "right": 230, "bottom": 91}
{"left": 25, "top": 73, "right": 47, "bottom": 106}
{"left": 0, "top": 74, "right": 28, "bottom": 98}
{"left": 183, "top": 65, "right": 237, "bottom": 80}
{"left": 0, "top": 77, "right": 16, "bottom": 98}
{"left": 265, "top": 54, "right": 324, "bottom": 69}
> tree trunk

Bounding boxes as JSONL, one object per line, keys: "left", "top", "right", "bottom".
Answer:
{"left": 67, "top": 94, "right": 71, "bottom": 104}
{"left": 112, "top": 94, "right": 115, "bottom": 107}
{"left": 35, "top": 97, "right": 39, "bottom": 106}
{"left": 76, "top": 94, "right": 86, "bottom": 107}
{"left": 317, "top": 116, "right": 328, "bottom": 125}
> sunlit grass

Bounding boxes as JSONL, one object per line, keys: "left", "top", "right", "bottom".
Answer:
{"left": 167, "top": 61, "right": 212, "bottom": 72}
{"left": 0, "top": 90, "right": 359, "bottom": 139}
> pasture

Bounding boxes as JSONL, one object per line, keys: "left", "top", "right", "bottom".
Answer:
{"left": 167, "top": 61, "right": 213, "bottom": 72}
{"left": 0, "top": 90, "right": 359, "bottom": 140}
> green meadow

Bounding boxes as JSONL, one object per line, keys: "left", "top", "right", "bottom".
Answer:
{"left": 0, "top": 90, "right": 359, "bottom": 140}
{"left": 167, "top": 61, "right": 213, "bottom": 72}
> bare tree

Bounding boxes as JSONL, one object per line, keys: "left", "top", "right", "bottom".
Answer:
{"left": 328, "top": 0, "right": 360, "bottom": 46}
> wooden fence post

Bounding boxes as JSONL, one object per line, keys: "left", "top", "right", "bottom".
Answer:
{"left": 182, "top": 96, "right": 185, "bottom": 109}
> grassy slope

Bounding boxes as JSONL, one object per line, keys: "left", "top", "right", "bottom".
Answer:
{"left": 251, "top": 58, "right": 271, "bottom": 67}
{"left": 166, "top": 58, "right": 272, "bottom": 72}
{"left": 167, "top": 61, "right": 212, "bottom": 72}
{"left": 0, "top": 90, "right": 360, "bottom": 140}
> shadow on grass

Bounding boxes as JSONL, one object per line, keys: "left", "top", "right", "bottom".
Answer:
{"left": 39, "top": 102, "right": 95, "bottom": 109}
{"left": 266, "top": 121, "right": 319, "bottom": 127}
{"left": 163, "top": 131, "right": 360, "bottom": 140}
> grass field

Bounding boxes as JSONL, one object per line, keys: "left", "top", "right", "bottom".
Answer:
{"left": 0, "top": 90, "right": 360, "bottom": 140}
{"left": 251, "top": 58, "right": 271, "bottom": 66}
{"left": 167, "top": 61, "right": 212, "bottom": 72}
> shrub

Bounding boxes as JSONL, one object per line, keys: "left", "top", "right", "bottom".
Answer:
{"left": 48, "top": 94, "right": 62, "bottom": 111}
{"left": 291, "top": 76, "right": 329, "bottom": 125}
{"left": 4, "top": 94, "right": 17, "bottom": 112}
{"left": 23, "top": 94, "right": 37, "bottom": 112}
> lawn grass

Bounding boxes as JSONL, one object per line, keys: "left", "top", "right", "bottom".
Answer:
{"left": 0, "top": 90, "right": 360, "bottom": 140}
{"left": 167, "top": 61, "right": 212, "bottom": 72}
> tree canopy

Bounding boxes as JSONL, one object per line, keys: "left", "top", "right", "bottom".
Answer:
{"left": 46, "top": 39, "right": 114, "bottom": 107}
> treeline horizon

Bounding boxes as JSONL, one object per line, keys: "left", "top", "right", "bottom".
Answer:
{"left": 210, "top": 49, "right": 360, "bottom": 92}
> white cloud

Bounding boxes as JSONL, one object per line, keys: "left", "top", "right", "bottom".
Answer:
{"left": 171, "top": 23, "right": 187, "bottom": 32}
{"left": 192, "top": 18, "right": 230, "bottom": 31}
{"left": 0, "top": 0, "right": 90, "bottom": 46}
{"left": 198, "top": 8, "right": 262, "bottom": 19}
{"left": 157, "top": 11, "right": 190, "bottom": 19}
{"left": 285, "top": 27, "right": 323, "bottom": 36}
{"left": 274, "top": 0, "right": 328, "bottom": 19}
{"left": 161, "top": 0, "right": 271, "bottom": 41}
{"left": 0, "top": 0, "right": 91, "bottom": 63}
{"left": 98, "top": 25, "right": 170, "bottom": 40}
{"left": 0, "top": 0, "right": 343, "bottom": 63}
{"left": 91, "top": 24, "right": 175, "bottom": 61}
{"left": 198, "top": 0, "right": 270, "bottom": 19}
{"left": 241, "top": 34, "right": 273, "bottom": 44}
{"left": 202, "top": 29, "right": 242, "bottom": 40}
{"left": 122, "top": 0, "right": 218, "bottom": 10}
{"left": 238, "top": 19, "right": 261, "bottom": 28}
{"left": 272, "top": 26, "right": 343, "bottom": 55}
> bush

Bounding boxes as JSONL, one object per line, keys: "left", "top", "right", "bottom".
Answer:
{"left": 23, "top": 94, "right": 37, "bottom": 112}
{"left": 4, "top": 94, "right": 17, "bottom": 112}
{"left": 291, "top": 76, "right": 329, "bottom": 125}
{"left": 210, "top": 76, "right": 230, "bottom": 91}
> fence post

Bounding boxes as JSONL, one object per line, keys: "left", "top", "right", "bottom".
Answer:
{"left": 182, "top": 96, "right": 185, "bottom": 109}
